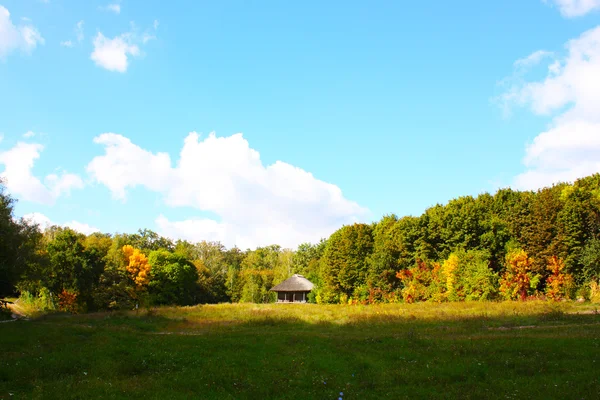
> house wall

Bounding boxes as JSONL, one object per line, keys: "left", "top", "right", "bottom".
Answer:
{"left": 276, "top": 291, "right": 309, "bottom": 302}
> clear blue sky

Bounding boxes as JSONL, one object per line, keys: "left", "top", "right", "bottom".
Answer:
{"left": 1, "top": 0, "right": 599, "bottom": 249}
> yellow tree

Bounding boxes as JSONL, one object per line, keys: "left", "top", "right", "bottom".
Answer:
{"left": 545, "top": 256, "right": 574, "bottom": 301}
{"left": 442, "top": 254, "right": 459, "bottom": 301}
{"left": 122, "top": 245, "right": 151, "bottom": 288}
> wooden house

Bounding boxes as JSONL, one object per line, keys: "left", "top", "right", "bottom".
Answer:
{"left": 270, "top": 274, "right": 314, "bottom": 303}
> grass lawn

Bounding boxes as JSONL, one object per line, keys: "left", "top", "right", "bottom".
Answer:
{"left": 1, "top": 301, "right": 600, "bottom": 399}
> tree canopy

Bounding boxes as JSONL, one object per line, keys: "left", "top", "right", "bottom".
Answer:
{"left": 3, "top": 173, "right": 600, "bottom": 309}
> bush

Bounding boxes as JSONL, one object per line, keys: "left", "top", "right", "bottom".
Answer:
{"left": 19, "top": 288, "right": 57, "bottom": 311}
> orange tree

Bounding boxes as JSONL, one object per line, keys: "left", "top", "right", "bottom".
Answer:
{"left": 499, "top": 249, "right": 540, "bottom": 301}
{"left": 545, "top": 256, "right": 574, "bottom": 301}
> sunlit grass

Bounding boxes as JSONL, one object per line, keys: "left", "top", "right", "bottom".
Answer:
{"left": 1, "top": 301, "right": 599, "bottom": 399}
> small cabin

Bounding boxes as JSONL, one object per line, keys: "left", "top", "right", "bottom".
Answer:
{"left": 270, "top": 274, "right": 314, "bottom": 303}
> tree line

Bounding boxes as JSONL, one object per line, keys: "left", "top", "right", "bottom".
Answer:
{"left": 1, "top": 173, "right": 600, "bottom": 311}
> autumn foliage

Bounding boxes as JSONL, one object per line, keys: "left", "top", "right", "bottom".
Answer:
{"left": 122, "top": 245, "right": 151, "bottom": 288}
{"left": 397, "top": 260, "right": 444, "bottom": 303}
{"left": 499, "top": 250, "right": 539, "bottom": 301}
{"left": 545, "top": 256, "right": 574, "bottom": 301}
{"left": 58, "top": 289, "right": 78, "bottom": 313}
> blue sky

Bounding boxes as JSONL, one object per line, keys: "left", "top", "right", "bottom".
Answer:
{"left": 1, "top": 0, "right": 600, "bottom": 249}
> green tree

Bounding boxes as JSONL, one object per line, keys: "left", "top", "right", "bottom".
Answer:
{"left": 442, "top": 249, "right": 498, "bottom": 301}
{"left": 0, "top": 181, "right": 43, "bottom": 297}
{"left": 224, "top": 247, "right": 245, "bottom": 302}
{"left": 580, "top": 238, "right": 600, "bottom": 283}
{"left": 238, "top": 245, "right": 281, "bottom": 303}
{"left": 45, "top": 228, "right": 105, "bottom": 310}
{"left": 128, "top": 229, "right": 174, "bottom": 253}
{"left": 366, "top": 214, "right": 404, "bottom": 301}
{"left": 320, "top": 223, "right": 374, "bottom": 303}
{"left": 292, "top": 240, "right": 327, "bottom": 303}
{"left": 148, "top": 250, "right": 199, "bottom": 305}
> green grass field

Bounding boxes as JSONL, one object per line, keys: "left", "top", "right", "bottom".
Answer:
{"left": 1, "top": 301, "right": 600, "bottom": 399}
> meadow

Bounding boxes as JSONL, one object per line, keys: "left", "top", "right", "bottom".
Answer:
{"left": 1, "top": 301, "right": 600, "bottom": 399}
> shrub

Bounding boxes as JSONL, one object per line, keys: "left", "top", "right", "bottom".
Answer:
{"left": 19, "top": 288, "right": 57, "bottom": 311}
{"left": 58, "top": 289, "right": 79, "bottom": 313}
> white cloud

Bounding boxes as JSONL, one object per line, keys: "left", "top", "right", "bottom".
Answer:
{"left": 45, "top": 171, "right": 84, "bottom": 198}
{"left": 101, "top": 4, "right": 121, "bottom": 14}
{"left": 0, "top": 5, "right": 44, "bottom": 59}
{"left": 23, "top": 130, "right": 35, "bottom": 138}
{"left": 22, "top": 212, "right": 52, "bottom": 229}
{"left": 155, "top": 215, "right": 229, "bottom": 245}
{"left": 546, "top": 0, "right": 600, "bottom": 17}
{"left": 90, "top": 32, "right": 140, "bottom": 72}
{"left": 0, "top": 142, "right": 84, "bottom": 205}
{"left": 75, "top": 20, "right": 84, "bottom": 43}
{"left": 61, "top": 20, "right": 84, "bottom": 48}
{"left": 22, "top": 212, "right": 100, "bottom": 235}
{"left": 0, "top": 134, "right": 3, "bottom": 143}
{"left": 142, "top": 20, "right": 159, "bottom": 44}
{"left": 142, "top": 33, "right": 155, "bottom": 44}
{"left": 500, "top": 26, "right": 600, "bottom": 190}
{"left": 88, "top": 132, "right": 367, "bottom": 249}
{"left": 87, "top": 133, "right": 171, "bottom": 198}
{"left": 64, "top": 220, "right": 100, "bottom": 235}
{"left": 513, "top": 50, "right": 554, "bottom": 69}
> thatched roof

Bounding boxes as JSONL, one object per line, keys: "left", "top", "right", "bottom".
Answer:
{"left": 270, "top": 274, "right": 314, "bottom": 292}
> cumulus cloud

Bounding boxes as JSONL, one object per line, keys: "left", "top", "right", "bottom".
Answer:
{"left": 90, "top": 20, "right": 158, "bottom": 72}
{"left": 0, "top": 5, "right": 44, "bottom": 59}
{"left": 0, "top": 142, "right": 83, "bottom": 204}
{"left": 88, "top": 132, "right": 367, "bottom": 249}
{"left": 87, "top": 133, "right": 170, "bottom": 198}
{"left": 90, "top": 32, "right": 140, "bottom": 72}
{"left": 60, "top": 40, "right": 73, "bottom": 47}
{"left": 23, "top": 130, "right": 35, "bottom": 138}
{"left": 545, "top": 0, "right": 600, "bottom": 17}
{"left": 22, "top": 212, "right": 100, "bottom": 235}
{"left": 500, "top": 26, "right": 600, "bottom": 190}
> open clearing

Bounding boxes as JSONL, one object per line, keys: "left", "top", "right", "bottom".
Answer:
{"left": 1, "top": 301, "right": 600, "bottom": 399}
